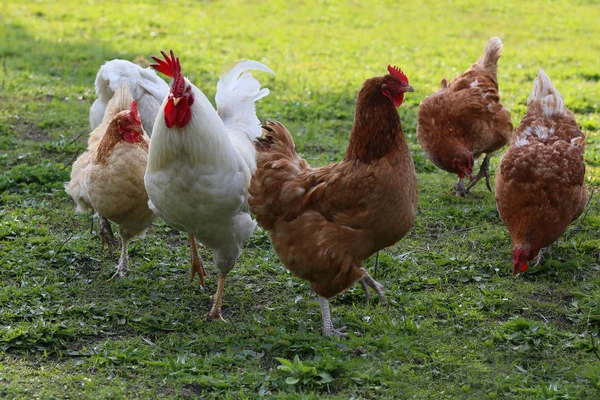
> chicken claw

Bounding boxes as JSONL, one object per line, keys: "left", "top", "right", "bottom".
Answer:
{"left": 533, "top": 246, "right": 551, "bottom": 267}
{"left": 466, "top": 154, "right": 492, "bottom": 193}
{"left": 98, "top": 216, "right": 116, "bottom": 253}
{"left": 318, "top": 296, "right": 348, "bottom": 337}
{"left": 359, "top": 272, "right": 388, "bottom": 305}
{"left": 455, "top": 178, "right": 467, "bottom": 197}
{"left": 188, "top": 233, "right": 206, "bottom": 286}
{"left": 206, "top": 275, "right": 227, "bottom": 322}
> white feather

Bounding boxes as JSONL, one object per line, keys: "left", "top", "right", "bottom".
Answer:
{"left": 90, "top": 59, "right": 170, "bottom": 136}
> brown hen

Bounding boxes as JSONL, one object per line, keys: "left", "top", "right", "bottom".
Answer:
{"left": 249, "top": 66, "right": 418, "bottom": 336}
{"left": 417, "top": 37, "right": 513, "bottom": 196}
{"left": 496, "top": 68, "right": 586, "bottom": 275}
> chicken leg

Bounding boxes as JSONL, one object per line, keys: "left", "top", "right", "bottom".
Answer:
{"left": 466, "top": 154, "right": 492, "bottom": 192}
{"left": 533, "top": 246, "right": 551, "bottom": 267}
{"left": 318, "top": 296, "right": 347, "bottom": 337}
{"left": 358, "top": 272, "right": 388, "bottom": 305}
{"left": 99, "top": 216, "right": 116, "bottom": 253}
{"left": 206, "top": 275, "right": 226, "bottom": 321}
{"left": 455, "top": 178, "right": 467, "bottom": 197}
{"left": 188, "top": 233, "right": 206, "bottom": 286}
{"left": 109, "top": 235, "right": 129, "bottom": 280}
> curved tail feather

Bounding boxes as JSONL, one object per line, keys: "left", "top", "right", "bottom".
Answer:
{"left": 478, "top": 37, "right": 502, "bottom": 74}
{"left": 527, "top": 68, "right": 566, "bottom": 117}
{"left": 216, "top": 60, "right": 275, "bottom": 142}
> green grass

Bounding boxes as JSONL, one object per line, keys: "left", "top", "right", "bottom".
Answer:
{"left": 1, "top": 0, "right": 600, "bottom": 398}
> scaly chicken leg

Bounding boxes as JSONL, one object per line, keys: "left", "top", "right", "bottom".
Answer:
{"left": 533, "top": 246, "right": 551, "bottom": 267}
{"left": 455, "top": 178, "right": 467, "bottom": 197}
{"left": 188, "top": 233, "right": 206, "bottom": 285}
{"left": 466, "top": 154, "right": 492, "bottom": 193}
{"left": 99, "top": 216, "right": 116, "bottom": 253}
{"left": 110, "top": 235, "right": 130, "bottom": 280}
{"left": 206, "top": 275, "right": 226, "bottom": 321}
{"left": 358, "top": 272, "right": 388, "bottom": 304}
{"left": 318, "top": 296, "right": 347, "bottom": 337}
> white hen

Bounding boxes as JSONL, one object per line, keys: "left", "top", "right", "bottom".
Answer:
{"left": 90, "top": 59, "right": 170, "bottom": 136}
{"left": 144, "top": 50, "right": 274, "bottom": 320}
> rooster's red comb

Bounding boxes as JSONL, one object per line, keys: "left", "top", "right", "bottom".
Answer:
{"left": 151, "top": 50, "right": 181, "bottom": 78}
{"left": 387, "top": 65, "right": 409, "bottom": 84}
{"left": 129, "top": 101, "right": 142, "bottom": 126}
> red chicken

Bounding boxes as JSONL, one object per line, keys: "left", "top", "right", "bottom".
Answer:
{"left": 249, "top": 66, "right": 418, "bottom": 336}
{"left": 495, "top": 69, "right": 587, "bottom": 274}
{"left": 417, "top": 37, "right": 513, "bottom": 196}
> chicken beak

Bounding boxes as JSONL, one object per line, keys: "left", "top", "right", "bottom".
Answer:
{"left": 172, "top": 97, "right": 182, "bottom": 106}
{"left": 404, "top": 85, "right": 415, "bottom": 93}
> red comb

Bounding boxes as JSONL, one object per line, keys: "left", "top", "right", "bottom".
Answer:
{"left": 129, "top": 101, "right": 142, "bottom": 126}
{"left": 151, "top": 50, "right": 181, "bottom": 78}
{"left": 387, "top": 65, "right": 409, "bottom": 84}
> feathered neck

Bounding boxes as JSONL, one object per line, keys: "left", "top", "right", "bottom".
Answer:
{"left": 345, "top": 77, "right": 405, "bottom": 163}
{"left": 95, "top": 115, "right": 148, "bottom": 165}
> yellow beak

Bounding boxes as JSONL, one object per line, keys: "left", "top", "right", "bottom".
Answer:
{"left": 172, "top": 97, "right": 181, "bottom": 106}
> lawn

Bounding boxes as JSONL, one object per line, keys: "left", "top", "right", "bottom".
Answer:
{"left": 1, "top": 0, "right": 600, "bottom": 398}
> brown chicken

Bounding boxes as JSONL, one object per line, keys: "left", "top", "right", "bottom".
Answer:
{"left": 66, "top": 84, "right": 155, "bottom": 279}
{"left": 417, "top": 37, "right": 513, "bottom": 196}
{"left": 249, "top": 66, "right": 418, "bottom": 336}
{"left": 496, "top": 69, "right": 586, "bottom": 275}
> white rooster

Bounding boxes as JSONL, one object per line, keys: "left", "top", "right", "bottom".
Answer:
{"left": 144, "top": 50, "right": 274, "bottom": 320}
{"left": 90, "top": 59, "right": 170, "bottom": 136}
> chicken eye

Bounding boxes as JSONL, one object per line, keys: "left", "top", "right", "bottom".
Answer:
{"left": 390, "top": 81, "right": 397, "bottom": 87}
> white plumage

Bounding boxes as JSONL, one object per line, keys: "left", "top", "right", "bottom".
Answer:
{"left": 145, "top": 56, "right": 274, "bottom": 319}
{"left": 90, "top": 59, "right": 169, "bottom": 136}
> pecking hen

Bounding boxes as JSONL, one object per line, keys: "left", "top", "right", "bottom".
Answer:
{"left": 417, "top": 37, "right": 513, "bottom": 196}
{"left": 496, "top": 68, "right": 587, "bottom": 275}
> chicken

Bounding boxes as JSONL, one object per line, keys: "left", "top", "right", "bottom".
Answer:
{"left": 248, "top": 66, "right": 418, "bottom": 336}
{"left": 417, "top": 37, "right": 513, "bottom": 196}
{"left": 90, "top": 59, "right": 170, "bottom": 137}
{"left": 144, "top": 50, "right": 274, "bottom": 320}
{"left": 67, "top": 84, "right": 155, "bottom": 278}
{"left": 495, "top": 68, "right": 586, "bottom": 275}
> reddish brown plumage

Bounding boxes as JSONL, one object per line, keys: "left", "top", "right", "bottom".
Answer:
{"left": 249, "top": 73, "right": 418, "bottom": 298}
{"left": 495, "top": 69, "right": 587, "bottom": 274}
{"left": 417, "top": 37, "right": 513, "bottom": 180}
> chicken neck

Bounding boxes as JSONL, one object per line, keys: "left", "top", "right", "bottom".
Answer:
{"left": 345, "top": 82, "right": 407, "bottom": 163}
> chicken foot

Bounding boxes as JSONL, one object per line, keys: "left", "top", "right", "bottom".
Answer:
{"left": 206, "top": 275, "right": 227, "bottom": 322}
{"left": 109, "top": 236, "right": 129, "bottom": 280}
{"left": 358, "top": 272, "right": 388, "bottom": 305}
{"left": 466, "top": 154, "right": 492, "bottom": 193}
{"left": 454, "top": 178, "right": 467, "bottom": 197}
{"left": 533, "top": 246, "right": 551, "bottom": 267}
{"left": 318, "top": 296, "right": 347, "bottom": 337}
{"left": 98, "top": 216, "right": 116, "bottom": 253}
{"left": 188, "top": 233, "right": 206, "bottom": 286}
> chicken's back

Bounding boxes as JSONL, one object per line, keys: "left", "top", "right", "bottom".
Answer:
{"left": 496, "top": 69, "right": 586, "bottom": 253}
{"left": 90, "top": 59, "right": 169, "bottom": 136}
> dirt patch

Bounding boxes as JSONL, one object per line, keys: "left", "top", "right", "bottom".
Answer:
{"left": 14, "top": 120, "right": 49, "bottom": 142}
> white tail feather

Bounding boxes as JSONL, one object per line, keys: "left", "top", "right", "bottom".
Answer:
{"left": 216, "top": 60, "right": 275, "bottom": 142}
{"left": 527, "top": 68, "right": 565, "bottom": 117}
